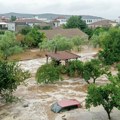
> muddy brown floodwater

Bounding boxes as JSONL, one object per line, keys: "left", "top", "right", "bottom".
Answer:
{"left": 0, "top": 48, "right": 120, "bottom": 120}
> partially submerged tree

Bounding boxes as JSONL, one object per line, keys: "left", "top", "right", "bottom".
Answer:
{"left": 36, "top": 63, "right": 62, "bottom": 84}
{"left": 0, "top": 61, "right": 30, "bottom": 102}
{"left": 86, "top": 83, "right": 119, "bottom": 120}
{"left": 83, "top": 59, "right": 107, "bottom": 84}
{"left": 66, "top": 60, "right": 84, "bottom": 77}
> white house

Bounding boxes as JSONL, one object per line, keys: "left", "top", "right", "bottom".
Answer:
{"left": 8, "top": 23, "right": 16, "bottom": 31}
{"left": 81, "top": 15, "right": 104, "bottom": 25}
{"left": 54, "top": 16, "right": 67, "bottom": 25}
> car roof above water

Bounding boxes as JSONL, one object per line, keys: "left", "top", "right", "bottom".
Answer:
{"left": 58, "top": 99, "right": 80, "bottom": 107}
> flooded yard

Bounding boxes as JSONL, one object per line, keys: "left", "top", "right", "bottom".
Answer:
{"left": 0, "top": 49, "right": 120, "bottom": 120}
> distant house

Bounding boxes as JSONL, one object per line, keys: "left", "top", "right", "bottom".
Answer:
{"left": 40, "top": 28, "right": 88, "bottom": 40}
{"left": 0, "top": 22, "right": 8, "bottom": 30}
{"left": 51, "top": 16, "right": 67, "bottom": 28}
{"left": 15, "top": 18, "right": 51, "bottom": 31}
{"left": 88, "top": 19, "right": 118, "bottom": 28}
{"left": 81, "top": 15, "right": 104, "bottom": 25}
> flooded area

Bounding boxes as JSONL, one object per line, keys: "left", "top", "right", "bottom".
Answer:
{"left": 0, "top": 49, "right": 120, "bottom": 120}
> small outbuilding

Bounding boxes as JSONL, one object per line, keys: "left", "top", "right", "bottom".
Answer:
{"left": 46, "top": 51, "right": 80, "bottom": 65}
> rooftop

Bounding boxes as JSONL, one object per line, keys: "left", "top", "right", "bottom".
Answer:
{"left": 46, "top": 51, "right": 80, "bottom": 61}
{"left": 89, "top": 19, "right": 117, "bottom": 26}
{"left": 15, "top": 18, "right": 43, "bottom": 23}
{"left": 40, "top": 28, "right": 88, "bottom": 39}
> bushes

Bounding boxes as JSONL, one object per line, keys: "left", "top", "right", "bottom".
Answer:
{"left": 36, "top": 59, "right": 108, "bottom": 84}
{"left": 20, "top": 27, "right": 45, "bottom": 48}
{"left": 98, "top": 28, "right": 120, "bottom": 65}
{"left": 36, "top": 63, "right": 62, "bottom": 84}
{"left": 39, "top": 35, "right": 85, "bottom": 52}
{"left": 86, "top": 83, "right": 119, "bottom": 120}
{"left": 39, "top": 36, "right": 74, "bottom": 51}
{"left": 0, "top": 61, "right": 30, "bottom": 102}
{"left": 0, "top": 31, "right": 24, "bottom": 59}
{"left": 66, "top": 60, "right": 83, "bottom": 77}
{"left": 82, "top": 59, "right": 107, "bottom": 84}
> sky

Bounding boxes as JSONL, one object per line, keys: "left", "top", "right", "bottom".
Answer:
{"left": 0, "top": 0, "right": 120, "bottom": 19}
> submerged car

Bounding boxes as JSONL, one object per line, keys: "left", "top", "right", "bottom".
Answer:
{"left": 51, "top": 99, "right": 81, "bottom": 113}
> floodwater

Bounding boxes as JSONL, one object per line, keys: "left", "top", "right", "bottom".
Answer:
{"left": 0, "top": 49, "right": 120, "bottom": 120}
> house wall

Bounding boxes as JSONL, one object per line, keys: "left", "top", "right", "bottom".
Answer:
{"left": 8, "top": 23, "right": 15, "bottom": 31}
{"left": 58, "top": 19, "right": 67, "bottom": 25}
{"left": 83, "top": 19, "right": 103, "bottom": 25}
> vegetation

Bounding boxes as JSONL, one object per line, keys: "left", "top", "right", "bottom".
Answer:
{"left": 99, "top": 28, "right": 120, "bottom": 65}
{"left": 71, "top": 36, "right": 85, "bottom": 51}
{"left": 83, "top": 59, "right": 108, "bottom": 84}
{"left": 65, "top": 16, "right": 87, "bottom": 30}
{"left": 10, "top": 15, "right": 17, "bottom": 21}
{"left": 66, "top": 60, "right": 83, "bottom": 77}
{"left": 39, "top": 36, "right": 74, "bottom": 51}
{"left": 86, "top": 83, "right": 120, "bottom": 120}
{"left": 39, "top": 35, "right": 85, "bottom": 52}
{"left": 0, "top": 31, "right": 24, "bottom": 59}
{"left": 20, "top": 27, "right": 45, "bottom": 48}
{"left": 36, "top": 63, "right": 62, "bottom": 84}
{"left": 64, "top": 16, "right": 92, "bottom": 37}
{"left": 0, "top": 61, "right": 30, "bottom": 102}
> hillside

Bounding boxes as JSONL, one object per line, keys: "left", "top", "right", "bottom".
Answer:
{"left": 0, "top": 12, "right": 103, "bottom": 20}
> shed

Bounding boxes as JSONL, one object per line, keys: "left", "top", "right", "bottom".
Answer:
{"left": 46, "top": 51, "right": 80, "bottom": 65}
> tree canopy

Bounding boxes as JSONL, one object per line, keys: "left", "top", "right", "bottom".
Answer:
{"left": 65, "top": 16, "right": 87, "bottom": 30}
{"left": 99, "top": 28, "right": 120, "bottom": 65}
{"left": 0, "top": 61, "right": 30, "bottom": 102}
{"left": 0, "top": 31, "right": 23, "bottom": 59}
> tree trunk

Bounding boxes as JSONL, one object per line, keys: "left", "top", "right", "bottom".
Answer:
{"left": 93, "top": 78, "right": 96, "bottom": 84}
{"left": 86, "top": 80, "right": 90, "bottom": 84}
{"left": 106, "top": 110, "right": 111, "bottom": 120}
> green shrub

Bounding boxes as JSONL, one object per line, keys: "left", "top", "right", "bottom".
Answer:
{"left": 36, "top": 63, "right": 62, "bottom": 84}
{"left": 0, "top": 61, "right": 30, "bottom": 102}
{"left": 66, "top": 60, "right": 83, "bottom": 77}
{"left": 99, "top": 28, "right": 120, "bottom": 65}
{"left": 0, "top": 31, "right": 24, "bottom": 59}
{"left": 39, "top": 36, "right": 73, "bottom": 51}
{"left": 86, "top": 83, "right": 119, "bottom": 120}
{"left": 83, "top": 59, "right": 107, "bottom": 84}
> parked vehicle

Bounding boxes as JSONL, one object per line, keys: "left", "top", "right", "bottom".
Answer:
{"left": 51, "top": 99, "right": 81, "bottom": 113}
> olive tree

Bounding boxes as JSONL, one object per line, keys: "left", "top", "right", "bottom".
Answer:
{"left": 0, "top": 31, "right": 23, "bottom": 59}
{"left": 83, "top": 59, "right": 107, "bottom": 84}
{"left": 0, "top": 61, "right": 30, "bottom": 102}
{"left": 36, "top": 63, "right": 62, "bottom": 84}
{"left": 99, "top": 28, "right": 120, "bottom": 65}
{"left": 86, "top": 83, "right": 119, "bottom": 120}
{"left": 39, "top": 36, "right": 73, "bottom": 51}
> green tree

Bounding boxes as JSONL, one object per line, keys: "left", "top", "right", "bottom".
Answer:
{"left": 99, "top": 28, "right": 120, "bottom": 65}
{"left": 66, "top": 60, "right": 83, "bottom": 77}
{"left": 20, "top": 26, "right": 32, "bottom": 35}
{"left": 71, "top": 36, "right": 85, "bottom": 51}
{"left": 39, "top": 36, "right": 73, "bottom": 51}
{"left": 86, "top": 83, "right": 119, "bottom": 120}
{"left": 11, "top": 16, "right": 17, "bottom": 21}
{"left": 83, "top": 59, "right": 107, "bottom": 84}
{"left": 0, "top": 31, "right": 23, "bottom": 59}
{"left": 0, "top": 61, "right": 30, "bottom": 102}
{"left": 36, "top": 63, "right": 62, "bottom": 84}
{"left": 65, "top": 16, "right": 87, "bottom": 31}
{"left": 23, "top": 27, "right": 45, "bottom": 48}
